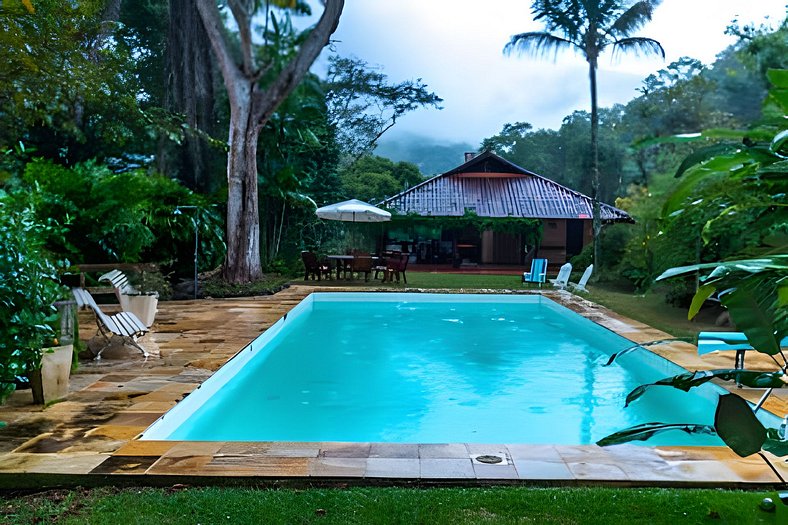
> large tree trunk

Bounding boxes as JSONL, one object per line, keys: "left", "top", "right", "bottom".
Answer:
{"left": 196, "top": 0, "right": 344, "bottom": 283}
{"left": 588, "top": 59, "right": 602, "bottom": 275}
{"left": 159, "top": 0, "right": 217, "bottom": 193}
{"left": 224, "top": 89, "right": 263, "bottom": 281}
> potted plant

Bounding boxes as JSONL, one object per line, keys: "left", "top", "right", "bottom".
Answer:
{"left": 27, "top": 300, "right": 75, "bottom": 404}
{"left": 118, "top": 269, "right": 170, "bottom": 328}
{"left": 0, "top": 203, "right": 71, "bottom": 404}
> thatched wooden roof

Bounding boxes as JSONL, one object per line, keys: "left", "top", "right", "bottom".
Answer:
{"left": 380, "top": 151, "right": 633, "bottom": 222}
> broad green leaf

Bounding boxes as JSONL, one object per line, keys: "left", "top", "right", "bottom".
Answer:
{"left": 624, "top": 369, "right": 788, "bottom": 407}
{"left": 720, "top": 280, "right": 781, "bottom": 355}
{"left": 662, "top": 165, "right": 722, "bottom": 216}
{"left": 603, "top": 338, "right": 692, "bottom": 366}
{"left": 762, "top": 438, "right": 788, "bottom": 457}
{"left": 770, "top": 129, "right": 788, "bottom": 157}
{"left": 633, "top": 133, "right": 701, "bottom": 149}
{"left": 778, "top": 284, "right": 788, "bottom": 307}
{"left": 766, "top": 69, "right": 788, "bottom": 89}
{"left": 762, "top": 429, "right": 788, "bottom": 457}
{"left": 757, "top": 160, "right": 788, "bottom": 173}
{"left": 597, "top": 422, "right": 716, "bottom": 447}
{"left": 657, "top": 262, "right": 724, "bottom": 281}
{"left": 674, "top": 143, "right": 739, "bottom": 178}
{"left": 765, "top": 89, "right": 788, "bottom": 114}
{"left": 657, "top": 256, "right": 788, "bottom": 282}
{"left": 714, "top": 393, "right": 766, "bottom": 457}
{"left": 688, "top": 284, "right": 716, "bottom": 320}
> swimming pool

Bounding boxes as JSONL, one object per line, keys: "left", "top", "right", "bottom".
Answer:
{"left": 141, "top": 293, "right": 776, "bottom": 444}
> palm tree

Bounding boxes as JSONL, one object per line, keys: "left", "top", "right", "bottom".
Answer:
{"left": 504, "top": 0, "right": 664, "bottom": 271}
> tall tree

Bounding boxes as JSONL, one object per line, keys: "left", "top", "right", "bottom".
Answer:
{"left": 504, "top": 0, "right": 664, "bottom": 271}
{"left": 195, "top": 0, "right": 344, "bottom": 283}
{"left": 325, "top": 55, "right": 443, "bottom": 163}
{"left": 159, "top": 0, "right": 218, "bottom": 194}
{"left": 0, "top": 0, "right": 148, "bottom": 164}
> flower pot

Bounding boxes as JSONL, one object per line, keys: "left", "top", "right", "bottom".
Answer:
{"left": 29, "top": 344, "right": 72, "bottom": 404}
{"left": 120, "top": 293, "right": 158, "bottom": 328}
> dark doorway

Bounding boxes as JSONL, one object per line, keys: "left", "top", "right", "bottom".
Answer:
{"left": 566, "top": 220, "right": 585, "bottom": 259}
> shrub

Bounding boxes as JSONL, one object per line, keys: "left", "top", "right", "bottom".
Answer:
{"left": 0, "top": 201, "right": 68, "bottom": 402}
{"left": 6, "top": 158, "right": 225, "bottom": 279}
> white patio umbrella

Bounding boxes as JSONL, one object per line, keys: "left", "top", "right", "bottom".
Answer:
{"left": 315, "top": 199, "right": 391, "bottom": 223}
{"left": 316, "top": 199, "right": 391, "bottom": 252}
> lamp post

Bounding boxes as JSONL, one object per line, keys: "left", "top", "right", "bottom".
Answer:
{"left": 174, "top": 206, "right": 200, "bottom": 300}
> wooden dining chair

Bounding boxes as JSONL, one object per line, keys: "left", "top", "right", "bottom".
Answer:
{"left": 351, "top": 255, "right": 374, "bottom": 282}
{"left": 301, "top": 251, "right": 331, "bottom": 281}
{"left": 374, "top": 251, "right": 399, "bottom": 281}
{"left": 386, "top": 253, "right": 410, "bottom": 284}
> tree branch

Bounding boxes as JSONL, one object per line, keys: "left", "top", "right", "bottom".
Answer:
{"left": 253, "top": 0, "right": 345, "bottom": 126}
{"left": 195, "top": 0, "right": 244, "bottom": 104}
{"left": 227, "top": 0, "right": 257, "bottom": 76}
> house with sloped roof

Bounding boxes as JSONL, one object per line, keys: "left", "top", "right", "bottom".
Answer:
{"left": 379, "top": 151, "right": 632, "bottom": 266}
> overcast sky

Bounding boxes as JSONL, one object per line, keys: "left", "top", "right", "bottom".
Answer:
{"left": 315, "top": 0, "right": 786, "bottom": 146}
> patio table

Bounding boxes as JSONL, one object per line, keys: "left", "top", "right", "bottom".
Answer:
{"left": 326, "top": 254, "right": 380, "bottom": 280}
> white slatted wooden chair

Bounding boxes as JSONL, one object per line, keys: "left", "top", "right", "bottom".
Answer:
{"left": 72, "top": 288, "right": 149, "bottom": 359}
{"left": 98, "top": 269, "right": 138, "bottom": 302}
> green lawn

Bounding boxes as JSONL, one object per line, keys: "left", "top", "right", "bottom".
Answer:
{"left": 403, "top": 271, "right": 522, "bottom": 290}
{"left": 584, "top": 285, "right": 720, "bottom": 340}
{"left": 3, "top": 486, "right": 785, "bottom": 524}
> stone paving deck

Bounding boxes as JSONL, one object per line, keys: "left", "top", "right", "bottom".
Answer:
{"left": 0, "top": 285, "right": 786, "bottom": 488}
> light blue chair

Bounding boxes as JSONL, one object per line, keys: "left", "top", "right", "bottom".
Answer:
{"left": 522, "top": 258, "right": 548, "bottom": 287}
{"left": 698, "top": 331, "right": 788, "bottom": 369}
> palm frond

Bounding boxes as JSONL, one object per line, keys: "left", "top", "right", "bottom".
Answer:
{"left": 608, "top": 0, "right": 661, "bottom": 37}
{"left": 597, "top": 422, "right": 715, "bottom": 447}
{"left": 611, "top": 37, "right": 665, "bottom": 60}
{"left": 504, "top": 32, "right": 580, "bottom": 60}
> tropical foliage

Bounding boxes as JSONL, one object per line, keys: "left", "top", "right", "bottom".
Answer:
{"left": 3, "top": 159, "right": 225, "bottom": 277}
{"left": 597, "top": 68, "right": 788, "bottom": 456}
{"left": 599, "top": 254, "right": 788, "bottom": 456}
{"left": 0, "top": 0, "right": 785, "bottom": 291}
{"left": 0, "top": 0, "right": 160, "bottom": 165}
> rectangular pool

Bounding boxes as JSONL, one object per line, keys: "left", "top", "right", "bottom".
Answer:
{"left": 141, "top": 293, "right": 772, "bottom": 445}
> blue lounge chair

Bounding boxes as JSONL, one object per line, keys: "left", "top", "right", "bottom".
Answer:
{"left": 698, "top": 331, "right": 788, "bottom": 369}
{"left": 522, "top": 258, "right": 548, "bottom": 287}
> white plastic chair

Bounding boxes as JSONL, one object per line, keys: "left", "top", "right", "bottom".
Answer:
{"left": 549, "top": 262, "right": 572, "bottom": 290}
{"left": 569, "top": 264, "right": 593, "bottom": 293}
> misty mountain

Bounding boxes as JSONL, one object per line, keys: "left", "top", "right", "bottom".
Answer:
{"left": 374, "top": 133, "right": 477, "bottom": 176}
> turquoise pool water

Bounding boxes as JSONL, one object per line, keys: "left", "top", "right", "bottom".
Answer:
{"left": 141, "top": 293, "right": 774, "bottom": 444}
